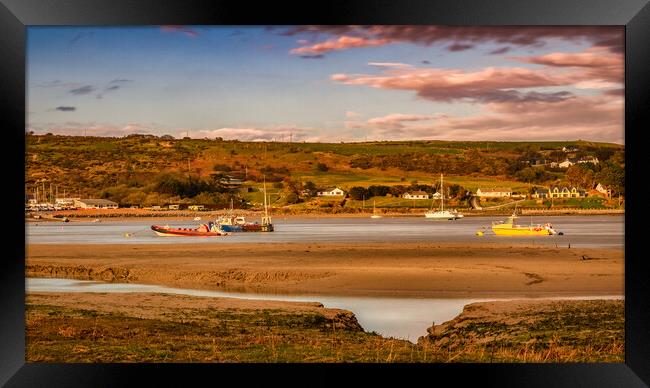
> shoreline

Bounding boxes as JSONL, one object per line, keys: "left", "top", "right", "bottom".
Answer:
{"left": 26, "top": 208, "right": 625, "bottom": 222}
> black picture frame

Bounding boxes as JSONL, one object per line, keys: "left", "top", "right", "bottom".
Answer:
{"left": 2, "top": 0, "right": 649, "bottom": 386}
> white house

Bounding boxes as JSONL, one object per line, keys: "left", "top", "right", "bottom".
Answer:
{"left": 596, "top": 183, "right": 611, "bottom": 197}
{"left": 55, "top": 197, "right": 77, "bottom": 206}
{"left": 476, "top": 188, "right": 512, "bottom": 197}
{"left": 577, "top": 156, "right": 599, "bottom": 165}
{"left": 431, "top": 192, "right": 443, "bottom": 200}
{"left": 402, "top": 191, "right": 429, "bottom": 200}
{"left": 559, "top": 156, "right": 598, "bottom": 168}
{"left": 562, "top": 146, "right": 579, "bottom": 153}
{"left": 73, "top": 198, "right": 119, "bottom": 209}
{"left": 559, "top": 159, "right": 575, "bottom": 168}
{"left": 317, "top": 187, "right": 345, "bottom": 196}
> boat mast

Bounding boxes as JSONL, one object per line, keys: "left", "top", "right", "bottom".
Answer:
{"left": 440, "top": 173, "right": 444, "bottom": 211}
{"left": 263, "top": 176, "right": 268, "bottom": 218}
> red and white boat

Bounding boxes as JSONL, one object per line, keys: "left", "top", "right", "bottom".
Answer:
{"left": 151, "top": 223, "right": 229, "bottom": 237}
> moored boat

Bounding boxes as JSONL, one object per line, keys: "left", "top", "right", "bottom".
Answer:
{"left": 424, "top": 173, "right": 464, "bottom": 220}
{"left": 216, "top": 181, "right": 274, "bottom": 232}
{"left": 370, "top": 200, "right": 382, "bottom": 218}
{"left": 217, "top": 216, "right": 272, "bottom": 232}
{"left": 151, "top": 223, "right": 229, "bottom": 237}
{"left": 491, "top": 210, "right": 558, "bottom": 236}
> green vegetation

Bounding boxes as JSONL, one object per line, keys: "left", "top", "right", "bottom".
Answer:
{"left": 26, "top": 298, "right": 623, "bottom": 363}
{"left": 26, "top": 134, "right": 624, "bottom": 209}
{"left": 421, "top": 300, "right": 623, "bottom": 362}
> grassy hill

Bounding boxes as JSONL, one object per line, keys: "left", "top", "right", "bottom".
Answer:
{"left": 25, "top": 134, "right": 624, "bottom": 209}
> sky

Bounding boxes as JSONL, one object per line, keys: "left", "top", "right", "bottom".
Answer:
{"left": 26, "top": 26, "right": 624, "bottom": 143}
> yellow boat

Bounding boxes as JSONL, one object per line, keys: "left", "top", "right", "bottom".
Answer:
{"left": 491, "top": 211, "right": 558, "bottom": 236}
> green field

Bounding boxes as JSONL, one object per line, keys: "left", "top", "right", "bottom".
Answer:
{"left": 26, "top": 134, "right": 624, "bottom": 209}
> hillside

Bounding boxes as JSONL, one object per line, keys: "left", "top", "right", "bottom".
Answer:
{"left": 25, "top": 134, "right": 624, "bottom": 209}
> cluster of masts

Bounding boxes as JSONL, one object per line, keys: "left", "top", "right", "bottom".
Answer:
{"left": 29, "top": 182, "right": 79, "bottom": 204}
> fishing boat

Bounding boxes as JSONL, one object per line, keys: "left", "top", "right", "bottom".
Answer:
{"left": 425, "top": 173, "right": 464, "bottom": 220}
{"left": 217, "top": 182, "right": 274, "bottom": 232}
{"left": 491, "top": 209, "right": 558, "bottom": 236}
{"left": 217, "top": 215, "right": 271, "bottom": 232}
{"left": 370, "top": 200, "right": 382, "bottom": 218}
{"left": 151, "top": 222, "right": 230, "bottom": 237}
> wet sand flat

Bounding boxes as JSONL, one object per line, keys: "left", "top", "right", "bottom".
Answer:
{"left": 26, "top": 242, "right": 624, "bottom": 298}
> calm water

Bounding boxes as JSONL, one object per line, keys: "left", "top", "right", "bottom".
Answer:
{"left": 26, "top": 215, "right": 624, "bottom": 249}
{"left": 26, "top": 278, "right": 622, "bottom": 343}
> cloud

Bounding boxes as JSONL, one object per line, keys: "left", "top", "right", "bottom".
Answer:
{"left": 280, "top": 26, "right": 624, "bottom": 55}
{"left": 488, "top": 46, "right": 511, "bottom": 55}
{"left": 69, "top": 85, "right": 96, "bottom": 95}
{"left": 96, "top": 79, "right": 134, "bottom": 98}
{"left": 36, "top": 80, "right": 87, "bottom": 91}
{"left": 447, "top": 43, "right": 474, "bottom": 52}
{"left": 289, "top": 35, "right": 391, "bottom": 56}
{"left": 421, "top": 60, "right": 431, "bottom": 64}
{"left": 511, "top": 47, "right": 623, "bottom": 84}
{"left": 349, "top": 94, "right": 623, "bottom": 143}
{"left": 53, "top": 106, "right": 76, "bottom": 112}
{"left": 300, "top": 54, "right": 325, "bottom": 59}
{"left": 27, "top": 122, "right": 152, "bottom": 137}
{"left": 353, "top": 114, "right": 436, "bottom": 130}
{"left": 160, "top": 25, "right": 199, "bottom": 37}
{"left": 109, "top": 79, "right": 134, "bottom": 84}
{"left": 69, "top": 31, "right": 94, "bottom": 46}
{"left": 331, "top": 46, "right": 623, "bottom": 104}
{"left": 368, "top": 62, "right": 412, "bottom": 68}
{"left": 331, "top": 66, "right": 580, "bottom": 103}
{"left": 345, "top": 111, "right": 361, "bottom": 118}
{"left": 191, "top": 126, "right": 312, "bottom": 142}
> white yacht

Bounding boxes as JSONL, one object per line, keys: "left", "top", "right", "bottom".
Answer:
{"left": 370, "top": 199, "right": 382, "bottom": 218}
{"left": 424, "top": 173, "right": 464, "bottom": 220}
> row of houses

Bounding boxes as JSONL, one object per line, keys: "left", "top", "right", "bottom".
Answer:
{"left": 531, "top": 183, "right": 612, "bottom": 199}
{"left": 318, "top": 184, "right": 611, "bottom": 201}
{"left": 526, "top": 156, "right": 599, "bottom": 168}
{"left": 318, "top": 186, "right": 515, "bottom": 200}
{"left": 26, "top": 198, "right": 119, "bottom": 211}
{"left": 531, "top": 186, "right": 586, "bottom": 198}
{"left": 316, "top": 187, "right": 444, "bottom": 200}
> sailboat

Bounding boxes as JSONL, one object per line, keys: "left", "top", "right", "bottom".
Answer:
{"left": 259, "top": 178, "right": 274, "bottom": 231}
{"left": 370, "top": 199, "right": 382, "bottom": 218}
{"left": 424, "top": 173, "right": 464, "bottom": 220}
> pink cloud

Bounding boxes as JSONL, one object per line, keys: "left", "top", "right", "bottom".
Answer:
{"left": 331, "top": 45, "right": 623, "bottom": 103}
{"left": 512, "top": 47, "right": 623, "bottom": 84}
{"left": 351, "top": 94, "right": 623, "bottom": 143}
{"left": 160, "top": 26, "right": 199, "bottom": 38}
{"left": 331, "top": 66, "right": 579, "bottom": 103}
{"left": 366, "top": 114, "right": 435, "bottom": 129}
{"left": 191, "top": 126, "right": 311, "bottom": 142}
{"left": 290, "top": 35, "right": 392, "bottom": 55}
{"left": 27, "top": 122, "right": 152, "bottom": 137}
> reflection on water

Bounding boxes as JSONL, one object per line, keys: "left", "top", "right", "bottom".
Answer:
{"left": 26, "top": 278, "right": 623, "bottom": 343}
{"left": 26, "top": 215, "right": 624, "bottom": 249}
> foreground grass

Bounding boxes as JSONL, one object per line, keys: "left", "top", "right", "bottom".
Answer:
{"left": 420, "top": 300, "right": 624, "bottom": 362}
{"left": 26, "top": 296, "right": 623, "bottom": 363}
